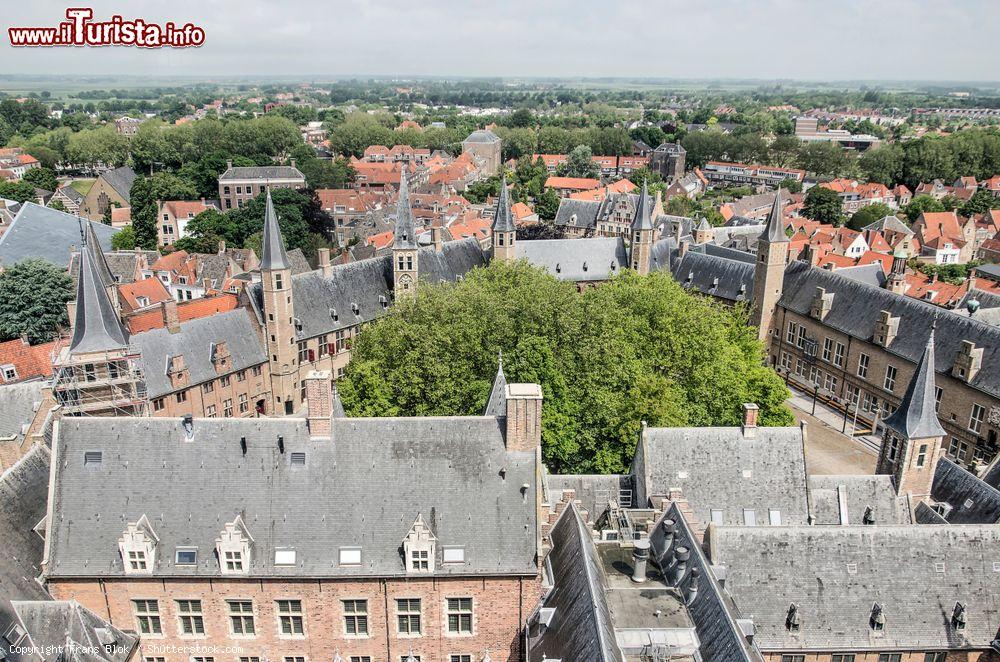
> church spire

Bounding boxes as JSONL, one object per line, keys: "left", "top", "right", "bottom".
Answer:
{"left": 882, "top": 325, "right": 946, "bottom": 439}
{"left": 484, "top": 351, "right": 508, "bottom": 417}
{"left": 69, "top": 229, "right": 129, "bottom": 354}
{"left": 393, "top": 166, "right": 417, "bottom": 249}
{"left": 763, "top": 189, "right": 789, "bottom": 244}
{"left": 492, "top": 176, "right": 516, "bottom": 233}
{"left": 259, "top": 188, "right": 291, "bottom": 271}
{"left": 631, "top": 180, "right": 654, "bottom": 231}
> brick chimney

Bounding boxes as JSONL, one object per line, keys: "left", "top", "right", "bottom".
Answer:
{"left": 162, "top": 299, "right": 180, "bottom": 334}
{"left": 318, "top": 248, "right": 332, "bottom": 277}
{"left": 431, "top": 226, "right": 443, "bottom": 252}
{"left": 505, "top": 383, "right": 543, "bottom": 452}
{"left": 741, "top": 403, "right": 759, "bottom": 438}
{"left": 218, "top": 239, "right": 227, "bottom": 254}
{"left": 305, "top": 370, "right": 333, "bottom": 439}
{"left": 290, "top": 158, "right": 297, "bottom": 170}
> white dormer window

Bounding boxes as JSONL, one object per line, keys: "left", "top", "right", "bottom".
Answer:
{"left": 216, "top": 516, "right": 254, "bottom": 575}
{"left": 119, "top": 514, "right": 159, "bottom": 575}
{"left": 403, "top": 513, "right": 437, "bottom": 573}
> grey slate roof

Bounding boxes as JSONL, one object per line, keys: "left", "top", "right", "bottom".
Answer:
{"left": 0, "top": 203, "right": 118, "bottom": 269}
{"left": 762, "top": 188, "right": 789, "bottom": 243}
{"left": 545, "top": 473, "right": 633, "bottom": 521}
{"left": 807, "top": 474, "right": 909, "bottom": 525}
{"left": 464, "top": 129, "right": 500, "bottom": 143}
{"left": 259, "top": 189, "right": 291, "bottom": 271}
{"left": 0, "top": 382, "right": 46, "bottom": 444}
{"left": 285, "top": 247, "right": 312, "bottom": 275}
{"left": 99, "top": 166, "right": 136, "bottom": 202}
{"left": 484, "top": 356, "right": 508, "bottom": 417}
{"left": 672, "top": 249, "right": 754, "bottom": 303}
{"left": 46, "top": 414, "right": 538, "bottom": 578}
{"left": 8, "top": 601, "right": 138, "bottom": 662}
{"left": 882, "top": 327, "right": 947, "bottom": 439}
{"left": 779, "top": 260, "right": 1000, "bottom": 400}
{"left": 130, "top": 309, "right": 267, "bottom": 399}
{"left": 836, "top": 263, "right": 887, "bottom": 288}
{"left": 710, "top": 524, "right": 1000, "bottom": 651}
{"left": 631, "top": 180, "right": 654, "bottom": 232}
{"left": 515, "top": 237, "right": 628, "bottom": 282}
{"left": 528, "top": 503, "right": 623, "bottom": 662}
{"left": 863, "top": 214, "right": 914, "bottom": 235}
{"left": 393, "top": 167, "right": 418, "bottom": 249}
{"left": 632, "top": 424, "right": 810, "bottom": 525}
{"left": 0, "top": 445, "right": 51, "bottom": 658}
{"left": 69, "top": 250, "right": 159, "bottom": 287}
{"left": 553, "top": 198, "right": 600, "bottom": 229}
{"left": 54, "top": 185, "right": 83, "bottom": 205}
{"left": 68, "top": 234, "right": 129, "bottom": 355}
{"left": 650, "top": 504, "right": 762, "bottom": 662}
{"left": 930, "top": 457, "right": 1000, "bottom": 524}
{"left": 491, "top": 177, "right": 516, "bottom": 233}
{"left": 218, "top": 165, "right": 305, "bottom": 181}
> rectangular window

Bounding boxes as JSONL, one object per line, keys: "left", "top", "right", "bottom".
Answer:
{"left": 284, "top": 657, "right": 305, "bottom": 662}
{"left": 780, "top": 657, "right": 805, "bottom": 662}
{"left": 203, "top": 381, "right": 214, "bottom": 394}
{"left": 206, "top": 404, "right": 217, "bottom": 418}
{"left": 177, "top": 600, "right": 204, "bottom": 635}
{"left": 252, "top": 365, "right": 262, "bottom": 377}
{"left": 411, "top": 549, "right": 429, "bottom": 571}
{"left": 133, "top": 600, "right": 161, "bottom": 635}
{"left": 276, "top": 600, "right": 304, "bottom": 636}
{"left": 710, "top": 509, "right": 724, "bottom": 525}
{"left": 224, "top": 399, "right": 234, "bottom": 417}
{"left": 127, "top": 549, "right": 147, "bottom": 570}
{"left": 318, "top": 334, "right": 329, "bottom": 357}
{"left": 153, "top": 398, "right": 165, "bottom": 411}
{"left": 796, "top": 326, "right": 807, "bottom": 349}
{"left": 298, "top": 341, "right": 309, "bottom": 363}
{"left": 858, "top": 353, "right": 870, "bottom": 379}
{"left": 224, "top": 549, "right": 244, "bottom": 571}
{"left": 350, "top": 658, "right": 371, "bottom": 662}
{"left": 780, "top": 351, "right": 792, "bottom": 371}
{"left": 447, "top": 598, "right": 473, "bottom": 634}
{"left": 175, "top": 548, "right": 197, "bottom": 565}
{"left": 768, "top": 509, "right": 781, "bottom": 526}
{"left": 343, "top": 599, "right": 368, "bottom": 636}
{"left": 822, "top": 337, "right": 833, "bottom": 362}
{"left": 884, "top": 365, "right": 897, "bottom": 392}
{"left": 935, "top": 386, "right": 943, "bottom": 413}
{"left": 239, "top": 658, "right": 260, "bottom": 662}
{"left": 239, "top": 394, "right": 248, "bottom": 413}
{"left": 192, "top": 658, "right": 214, "bottom": 662}
{"left": 397, "top": 598, "right": 421, "bottom": 634}
{"left": 834, "top": 342, "right": 845, "bottom": 367}
{"left": 924, "top": 654, "right": 947, "bottom": 662}
{"left": 887, "top": 435, "right": 900, "bottom": 463}
{"left": 786, "top": 321, "right": 795, "bottom": 343}
{"left": 970, "top": 403, "right": 986, "bottom": 434}
{"left": 228, "top": 600, "right": 255, "bottom": 635}
{"left": 237, "top": 370, "right": 246, "bottom": 382}
{"left": 832, "top": 656, "right": 855, "bottom": 662}
{"left": 221, "top": 375, "right": 231, "bottom": 387}
{"left": 450, "top": 657, "right": 472, "bottom": 662}
{"left": 878, "top": 655, "right": 902, "bottom": 662}
{"left": 916, "top": 443, "right": 928, "bottom": 468}
{"left": 743, "top": 509, "right": 756, "bottom": 526}
{"left": 176, "top": 390, "right": 187, "bottom": 403}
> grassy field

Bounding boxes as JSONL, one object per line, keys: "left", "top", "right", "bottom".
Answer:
{"left": 69, "top": 179, "right": 95, "bottom": 195}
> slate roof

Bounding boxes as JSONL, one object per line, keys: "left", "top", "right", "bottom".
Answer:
{"left": 463, "top": 129, "right": 500, "bottom": 144}
{"left": 0, "top": 382, "right": 46, "bottom": 445}
{"left": 130, "top": 309, "right": 267, "bottom": 399}
{"left": 54, "top": 185, "right": 83, "bottom": 205}
{"left": 650, "top": 504, "right": 762, "bottom": 662}
{"left": 393, "top": 167, "right": 418, "bottom": 249}
{"left": 807, "top": 474, "right": 908, "bottom": 525}
{"left": 68, "top": 233, "right": 129, "bottom": 355}
{"left": 882, "top": 327, "right": 947, "bottom": 439}
{"left": 779, "top": 260, "right": 1000, "bottom": 400}
{"left": 528, "top": 503, "right": 623, "bottom": 662}
{"left": 285, "top": 247, "right": 311, "bottom": 275}
{"left": 46, "top": 414, "right": 538, "bottom": 578}
{"left": 836, "top": 263, "right": 887, "bottom": 288}
{"left": 633, "top": 424, "right": 810, "bottom": 525}
{"left": 484, "top": 357, "right": 508, "bottom": 417}
{"left": 8, "top": 601, "right": 138, "bottom": 662}
{"left": 710, "top": 524, "right": 1000, "bottom": 651}
{"left": 218, "top": 165, "right": 305, "bottom": 181}
{"left": 515, "top": 237, "right": 628, "bottom": 282}
{"left": 0, "top": 203, "right": 118, "bottom": 269}
{"left": 545, "top": 473, "right": 632, "bottom": 520}
{"left": 631, "top": 180, "right": 654, "bottom": 231}
{"left": 553, "top": 198, "right": 600, "bottom": 229}
{"left": 259, "top": 189, "right": 291, "bottom": 271}
{"left": 99, "top": 166, "right": 136, "bottom": 202}
{"left": 672, "top": 249, "right": 754, "bottom": 303}
{"left": 492, "top": 177, "right": 516, "bottom": 233}
{"left": 929, "top": 457, "right": 1000, "bottom": 524}
{"left": 0, "top": 445, "right": 51, "bottom": 658}
{"left": 762, "top": 189, "right": 789, "bottom": 244}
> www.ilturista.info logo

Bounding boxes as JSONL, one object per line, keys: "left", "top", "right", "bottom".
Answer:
{"left": 8, "top": 8, "right": 205, "bottom": 48}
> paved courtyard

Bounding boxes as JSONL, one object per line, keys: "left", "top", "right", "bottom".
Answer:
{"left": 786, "top": 384, "right": 878, "bottom": 475}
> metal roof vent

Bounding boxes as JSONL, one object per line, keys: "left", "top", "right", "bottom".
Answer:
{"left": 631, "top": 538, "right": 651, "bottom": 583}
{"left": 352, "top": 302, "right": 360, "bottom": 315}
{"left": 290, "top": 452, "right": 306, "bottom": 466}
{"left": 967, "top": 298, "right": 981, "bottom": 315}
{"left": 870, "top": 602, "right": 885, "bottom": 631}
{"left": 240, "top": 436, "right": 247, "bottom": 455}
{"left": 863, "top": 506, "right": 875, "bottom": 525}
{"left": 277, "top": 435, "right": 285, "bottom": 454}
{"left": 330, "top": 307, "right": 338, "bottom": 321}
{"left": 84, "top": 451, "right": 103, "bottom": 467}
{"left": 182, "top": 414, "right": 194, "bottom": 440}
{"left": 786, "top": 603, "right": 800, "bottom": 631}
{"left": 952, "top": 602, "right": 967, "bottom": 630}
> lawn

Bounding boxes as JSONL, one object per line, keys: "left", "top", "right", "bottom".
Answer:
{"left": 69, "top": 179, "right": 95, "bottom": 195}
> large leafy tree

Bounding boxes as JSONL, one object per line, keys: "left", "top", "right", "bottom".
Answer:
{"left": 338, "top": 262, "right": 792, "bottom": 473}
{"left": 0, "top": 259, "right": 73, "bottom": 344}
{"left": 22, "top": 166, "right": 58, "bottom": 192}
{"left": 802, "top": 186, "right": 844, "bottom": 225}
{"left": 556, "top": 145, "right": 599, "bottom": 179}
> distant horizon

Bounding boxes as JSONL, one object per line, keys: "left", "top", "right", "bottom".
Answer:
{"left": 2, "top": 1, "right": 999, "bottom": 84}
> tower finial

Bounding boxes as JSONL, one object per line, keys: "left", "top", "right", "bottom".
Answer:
{"left": 631, "top": 179, "right": 653, "bottom": 231}
{"left": 491, "top": 174, "right": 516, "bottom": 232}
{"left": 260, "top": 187, "right": 291, "bottom": 271}
{"left": 393, "top": 165, "right": 417, "bottom": 249}
{"left": 764, "top": 188, "right": 790, "bottom": 244}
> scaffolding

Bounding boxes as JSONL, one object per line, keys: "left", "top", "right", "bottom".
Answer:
{"left": 50, "top": 336, "right": 149, "bottom": 417}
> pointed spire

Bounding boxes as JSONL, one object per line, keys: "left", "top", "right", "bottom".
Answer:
{"left": 259, "top": 188, "right": 291, "bottom": 271}
{"left": 696, "top": 216, "right": 712, "bottom": 231}
{"left": 69, "top": 229, "right": 129, "bottom": 354}
{"left": 84, "top": 221, "right": 114, "bottom": 288}
{"left": 393, "top": 166, "right": 417, "bottom": 249}
{"left": 763, "top": 188, "right": 789, "bottom": 243}
{"left": 492, "top": 175, "right": 516, "bottom": 232}
{"left": 882, "top": 325, "right": 946, "bottom": 439}
{"left": 484, "top": 350, "right": 508, "bottom": 417}
{"left": 631, "top": 180, "right": 654, "bottom": 231}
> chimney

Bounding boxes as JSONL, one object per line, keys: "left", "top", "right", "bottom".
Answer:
{"left": 631, "top": 538, "right": 651, "bottom": 583}
{"left": 684, "top": 567, "right": 701, "bottom": 605}
{"left": 218, "top": 239, "right": 227, "bottom": 254}
{"left": 679, "top": 238, "right": 690, "bottom": 257}
{"left": 290, "top": 158, "right": 297, "bottom": 170}
{"left": 431, "top": 226, "right": 443, "bottom": 252}
{"left": 162, "top": 300, "right": 180, "bottom": 334}
{"left": 504, "top": 383, "right": 543, "bottom": 452}
{"left": 305, "top": 370, "right": 333, "bottom": 439}
{"left": 318, "top": 248, "right": 332, "bottom": 277}
{"left": 742, "top": 403, "right": 759, "bottom": 438}
{"left": 226, "top": 159, "right": 233, "bottom": 170}
{"left": 667, "top": 545, "right": 690, "bottom": 586}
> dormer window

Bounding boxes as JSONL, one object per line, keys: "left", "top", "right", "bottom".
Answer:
{"left": 217, "top": 516, "right": 254, "bottom": 575}
{"left": 119, "top": 514, "right": 159, "bottom": 575}
{"left": 870, "top": 602, "right": 885, "bottom": 632}
{"left": 952, "top": 602, "right": 967, "bottom": 631}
{"left": 402, "top": 514, "right": 436, "bottom": 573}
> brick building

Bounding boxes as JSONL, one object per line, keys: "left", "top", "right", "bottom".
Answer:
{"left": 217, "top": 162, "right": 305, "bottom": 211}
{"left": 156, "top": 199, "right": 220, "bottom": 247}
{"left": 81, "top": 166, "right": 137, "bottom": 221}
{"left": 42, "top": 370, "right": 545, "bottom": 662}
{"left": 461, "top": 129, "right": 501, "bottom": 177}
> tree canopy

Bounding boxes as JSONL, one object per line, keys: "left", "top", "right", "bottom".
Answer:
{"left": 0, "top": 259, "right": 73, "bottom": 344}
{"left": 338, "top": 262, "right": 793, "bottom": 473}
{"left": 802, "top": 186, "right": 844, "bottom": 225}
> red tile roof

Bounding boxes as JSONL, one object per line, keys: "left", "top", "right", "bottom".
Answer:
{"left": 545, "top": 176, "right": 601, "bottom": 191}
{"left": 118, "top": 277, "right": 171, "bottom": 311}
{"left": 125, "top": 294, "right": 240, "bottom": 334}
{"left": 0, "top": 337, "right": 56, "bottom": 383}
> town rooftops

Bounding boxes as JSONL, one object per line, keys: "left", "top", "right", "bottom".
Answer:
{"left": 99, "top": 166, "right": 137, "bottom": 202}
{"left": 218, "top": 164, "right": 305, "bottom": 181}
{"left": 515, "top": 237, "right": 629, "bottom": 282}
{"left": 0, "top": 203, "right": 118, "bottom": 269}
{"left": 45, "top": 413, "right": 538, "bottom": 578}
{"left": 708, "top": 524, "right": 1000, "bottom": 651}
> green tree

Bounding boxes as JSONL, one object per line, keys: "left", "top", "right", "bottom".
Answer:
{"left": 846, "top": 203, "right": 894, "bottom": 231}
{"left": 111, "top": 225, "right": 136, "bottom": 250}
{"left": 22, "top": 166, "right": 58, "bottom": 192}
{"left": 48, "top": 199, "right": 66, "bottom": 212}
{"left": 767, "top": 135, "right": 802, "bottom": 168}
{"left": 904, "top": 194, "right": 945, "bottom": 222}
{"left": 0, "top": 181, "right": 37, "bottom": 203}
{"left": 534, "top": 188, "right": 560, "bottom": 221}
{"left": 778, "top": 177, "right": 803, "bottom": 194}
{"left": 797, "top": 141, "right": 850, "bottom": 177}
{"left": 130, "top": 173, "right": 199, "bottom": 250}
{"left": 0, "top": 259, "right": 73, "bottom": 344}
{"left": 858, "top": 144, "right": 904, "bottom": 186}
{"left": 960, "top": 189, "right": 1000, "bottom": 217}
{"left": 338, "top": 262, "right": 792, "bottom": 473}
{"left": 802, "top": 186, "right": 844, "bottom": 225}
{"left": 557, "top": 145, "right": 599, "bottom": 178}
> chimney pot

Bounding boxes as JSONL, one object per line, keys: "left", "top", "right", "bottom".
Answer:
{"left": 162, "top": 300, "right": 180, "bottom": 334}
{"left": 631, "top": 538, "right": 651, "bottom": 583}
{"left": 742, "top": 403, "right": 759, "bottom": 437}
{"left": 504, "top": 383, "right": 543, "bottom": 452}
{"left": 305, "top": 370, "right": 334, "bottom": 439}
{"left": 318, "top": 248, "right": 332, "bottom": 278}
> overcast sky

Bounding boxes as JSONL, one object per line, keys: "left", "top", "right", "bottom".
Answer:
{"left": 2, "top": 0, "right": 998, "bottom": 82}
